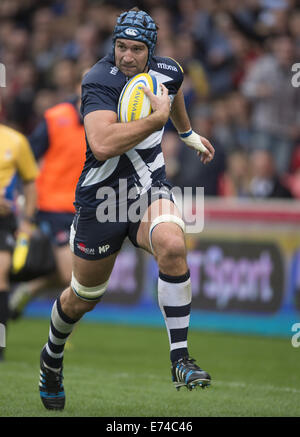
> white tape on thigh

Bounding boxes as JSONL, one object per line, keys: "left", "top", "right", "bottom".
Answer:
{"left": 69, "top": 224, "right": 75, "bottom": 253}
{"left": 149, "top": 214, "right": 185, "bottom": 254}
{"left": 71, "top": 273, "right": 109, "bottom": 302}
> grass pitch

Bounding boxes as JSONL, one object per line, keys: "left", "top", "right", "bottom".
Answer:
{"left": 0, "top": 317, "right": 299, "bottom": 417}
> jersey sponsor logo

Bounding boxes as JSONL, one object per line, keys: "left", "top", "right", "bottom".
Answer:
{"left": 77, "top": 242, "right": 95, "bottom": 255}
{"left": 99, "top": 244, "right": 110, "bottom": 254}
{"left": 157, "top": 62, "right": 178, "bottom": 72}
{"left": 110, "top": 66, "right": 119, "bottom": 75}
{"left": 124, "top": 28, "right": 139, "bottom": 37}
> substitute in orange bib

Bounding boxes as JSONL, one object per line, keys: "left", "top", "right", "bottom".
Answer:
{"left": 0, "top": 122, "right": 38, "bottom": 360}
{"left": 9, "top": 86, "right": 86, "bottom": 320}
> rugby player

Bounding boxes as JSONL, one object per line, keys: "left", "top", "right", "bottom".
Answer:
{"left": 9, "top": 74, "right": 86, "bottom": 320}
{"left": 0, "top": 121, "right": 38, "bottom": 361}
{"left": 39, "top": 7, "right": 215, "bottom": 410}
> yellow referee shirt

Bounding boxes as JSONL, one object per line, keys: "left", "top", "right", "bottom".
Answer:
{"left": 0, "top": 124, "right": 39, "bottom": 201}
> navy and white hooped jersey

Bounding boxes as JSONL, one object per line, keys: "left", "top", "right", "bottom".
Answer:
{"left": 75, "top": 52, "right": 184, "bottom": 209}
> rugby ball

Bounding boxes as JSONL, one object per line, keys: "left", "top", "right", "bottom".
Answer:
{"left": 118, "top": 73, "right": 161, "bottom": 122}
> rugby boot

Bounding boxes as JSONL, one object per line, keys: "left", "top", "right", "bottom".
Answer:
{"left": 172, "top": 356, "right": 211, "bottom": 391}
{"left": 39, "top": 352, "right": 65, "bottom": 410}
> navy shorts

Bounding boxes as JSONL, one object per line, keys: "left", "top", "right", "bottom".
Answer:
{"left": 36, "top": 210, "right": 74, "bottom": 247}
{"left": 71, "top": 181, "right": 175, "bottom": 260}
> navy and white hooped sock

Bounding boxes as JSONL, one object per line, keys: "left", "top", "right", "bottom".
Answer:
{"left": 41, "top": 297, "right": 78, "bottom": 371}
{"left": 158, "top": 270, "right": 191, "bottom": 363}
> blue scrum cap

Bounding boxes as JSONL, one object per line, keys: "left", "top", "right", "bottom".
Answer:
{"left": 112, "top": 9, "right": 157, "bottom": 64}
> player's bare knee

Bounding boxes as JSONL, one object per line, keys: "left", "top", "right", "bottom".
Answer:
{"left": 0, "top": 254, "right": 12, "bottom": 289}
{"left": 60, "top": 286, "right": 98, "bottom": 319}
{"left": 155, "top": 235, "right": 186, "bottom": 267}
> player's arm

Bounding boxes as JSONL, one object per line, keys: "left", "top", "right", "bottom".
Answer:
{"left": 16, "top": 135, "right": 39, "bottom": 235}
{"left": 84, "top": 84, "right": 170, "bottom": 161}
{"left": 20, "top": 180, "right": 37, "bottom": 234}
{"left": 0, "top": 190, "right": 12, "bottom": 215}
{"left": 28, "top": 118, "right": 49, "bottom": 160}
{"left": 170, "top": 86, "right": 215, "bottom": 164}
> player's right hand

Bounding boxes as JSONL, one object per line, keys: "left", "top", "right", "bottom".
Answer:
{"left": 0, "top": 191, "right": 12, "bottom": 215}
{"left": 142, "top": 83, "right": 171, "bottom": 126}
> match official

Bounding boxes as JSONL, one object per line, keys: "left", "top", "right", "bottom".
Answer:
{"left": 0, "top": 121, "right": 38, "bottom": 361}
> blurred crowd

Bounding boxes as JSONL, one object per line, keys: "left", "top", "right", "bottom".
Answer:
{"left": 1, "top": 0, "right": 300, "bottom": 199}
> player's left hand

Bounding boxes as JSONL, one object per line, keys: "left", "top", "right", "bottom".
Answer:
{"left": 197, "top": 135, "right": 215, "bottom": 164}
{"left": 179, "top": 130, "right": 215, "bottom": 164}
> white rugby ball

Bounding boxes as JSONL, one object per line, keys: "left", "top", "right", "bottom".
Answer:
{"left": 118, "top": 73, "right": 161, "bottom": 122}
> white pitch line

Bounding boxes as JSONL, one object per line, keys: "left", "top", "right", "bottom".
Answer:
{"left": 114, "top": 373, "right": 300, "bottom": 395}
{"left": 216, "top": 380, "right": 300, "bottom": 395}
{"left": 7, "top": 362, "right": 299, "bottom": 396}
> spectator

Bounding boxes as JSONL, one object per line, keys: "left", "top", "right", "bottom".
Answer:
{"left": 168, "top": 105, "right": 226, "bottom": 196}
{"left": 284, "top": 146, "right": 300, "bottom": 199}
{"left": 248, "top": 149, "right": 293, "bottom": 198}
{"left": 241, "top": 34, "right": 300, "bottom": 175}
{"left": 219, "top": 149, "right": 251, "bottom": 197}
{"left": 226, "top": 91, "right": 252, "bottom": 152}
{"left": 150, "top": 6, "right": 174, "bottom": 45}
{"left": 211, "top": 97, "right": 233, "bottom": 153}
{"left": 173, "top": 32, "right": 210, "bottom": 101}
{"left": 6, "top": 60, "right": 38, "bottom": 134}
{"left": 288, "top": 8, "right": 300, "bottom": 58}
{"left": 52, "top": 58, "right": 78, "bottom": 102}
{"left": 228, "top": 30, "right": 261, "bottom": 88}
{"left": 61, "top": 23, "right": 102, "bottom": 61}
{"left": 192, "top": 8, "right": 237, "bottom": 95}
{"left": 31, "top": 27, "right": 59, "bottom": 75}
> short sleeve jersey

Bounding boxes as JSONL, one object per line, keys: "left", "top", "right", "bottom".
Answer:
{"left": 76, "top": 52, "right": 184, "bottom": 208}
{"left": 0, "top": 124, "right": 39, "bottom": 201}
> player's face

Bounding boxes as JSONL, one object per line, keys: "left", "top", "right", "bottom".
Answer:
{"left": 115, "top": 39, "right": 148, "bottom": 77}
